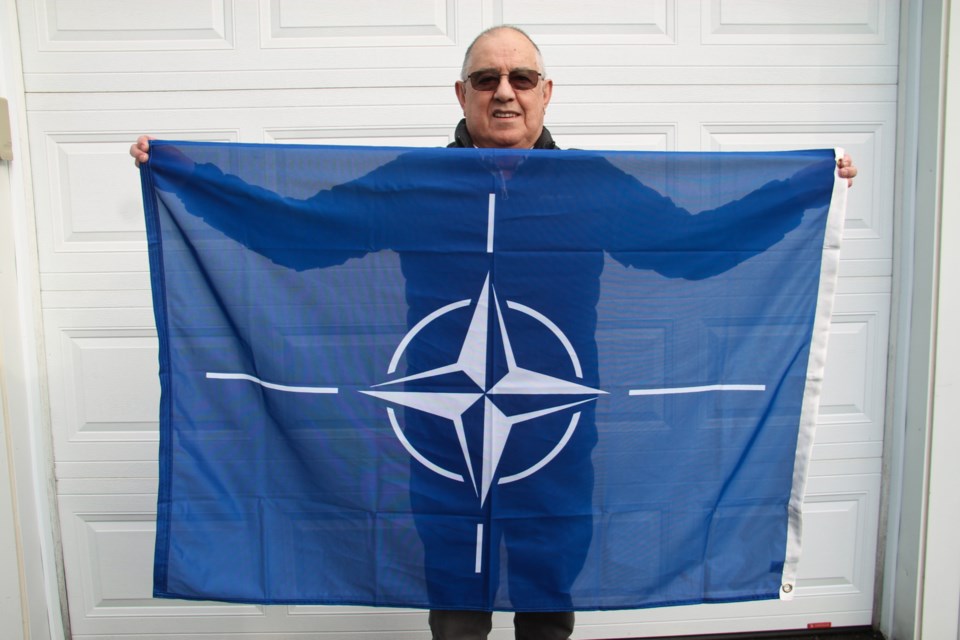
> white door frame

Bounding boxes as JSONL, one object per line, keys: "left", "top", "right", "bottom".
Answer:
{"left": 0, "top": 0, "right": 68, "bottom": 637}
{"left": 880, "top": 0, "right": 960, "bottom": 638}
{"left": 919, "top": 0, "right": 960, "bottom": 630}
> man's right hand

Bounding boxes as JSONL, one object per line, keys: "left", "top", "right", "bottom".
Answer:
{"left": 131, "top": 135, "right": 154, "bottom": 167}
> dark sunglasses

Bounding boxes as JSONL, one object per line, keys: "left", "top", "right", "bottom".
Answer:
{"left": 465, "top": 69, "right": 543, "bottom": 91}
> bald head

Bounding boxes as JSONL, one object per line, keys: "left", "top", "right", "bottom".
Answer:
{"left": 460, "top": 25, "right": 546, "bottom": 80}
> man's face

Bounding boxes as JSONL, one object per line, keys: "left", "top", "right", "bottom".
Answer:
{"left": 456, "top": 29, "right": 553, "bottom": 149}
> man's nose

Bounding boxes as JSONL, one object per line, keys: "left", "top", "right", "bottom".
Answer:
{"left": 493, "top": 75, "right": 516, "bottom": 100}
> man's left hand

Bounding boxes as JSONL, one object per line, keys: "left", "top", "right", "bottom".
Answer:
{"left": 838, "top": 154, "right": 857, "bottom": 188}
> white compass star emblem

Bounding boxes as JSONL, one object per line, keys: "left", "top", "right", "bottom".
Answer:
{"left": 360, "top": 273, "right": 606, "bottom": 506}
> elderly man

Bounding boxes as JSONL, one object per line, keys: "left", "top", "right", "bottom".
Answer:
{"left": 132, "top": 24, "right": 857, "bottom": 640}
{"left": 440, "top": 28, "right": 567, "bottom": 638}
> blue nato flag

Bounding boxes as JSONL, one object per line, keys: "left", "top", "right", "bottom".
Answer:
{"left": 141, "top": 141, "right": 843, "bottom": 611}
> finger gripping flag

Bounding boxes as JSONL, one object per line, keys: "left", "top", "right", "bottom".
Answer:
{"left": 141, "top": 142, "right": 846, "bottom": 611}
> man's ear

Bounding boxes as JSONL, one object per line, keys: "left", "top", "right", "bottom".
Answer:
{"left": 541, "top": 78, "right": 554, "bottom": 110}
{"left": 455, "top": 81, "right": 467, "bottom": 112}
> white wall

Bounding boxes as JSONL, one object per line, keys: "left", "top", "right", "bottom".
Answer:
{"left": 0, "top": 164, "right": 28, "bottom": 640}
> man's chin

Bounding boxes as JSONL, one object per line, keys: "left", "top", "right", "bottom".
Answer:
{"left": 483, "top": 133, "right": 531, "bottom": 149}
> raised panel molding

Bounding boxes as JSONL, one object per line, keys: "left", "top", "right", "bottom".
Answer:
{"left": 63, "top": 331, "right": 160, "bottom": 434}
{"left": 58, "top": 494, "right": 264, "bottom": 636}
{"left": 573, "top": 466, "right": 879, "bottom": 637}
{"left": 701, "top": 122, "right": 891, "bottom": 273}
{"left": 28, "top": 128, "right": 239, "bottom": 274}
{"left": 797, "top": 473, "right": 879, "bottom": 597}
{"left": 264, "top": 127, "right": 451, "bottom": 147}
{"left": 78, "top": 514, "right": 158, "bottom": 608}
{"left": 798, "top": 494, "right": 866, "bottom": 593}
{"left": 49, "top": 138, "right": 147, "bottom": 247}
{"left": 815, "top": 290, "right": 889, "bottom": 446}
{"left": 17, "top": 0, "right": 899, "bottom": 93}
{"left": 703, "top": 0, "right": 886, "bottom": 44}
{"left": 261, "top": 0, "right": 457, "bottom": 48}
{"left": 820, "top": 320, "right": 872, "bottom": 420}
{"left": 54, "top": 327, "right": 159, "bottom": 438}
{"left": 551, "top": 125, "right": 675, "bottom": 152}
{"left": 44, "top": 308, "right": 161, "bottom": 463}
{"left": 35, "top": 0, "right": 234, "bottom": 50}
{"left": 491, "top": 0, "right": 675, "bottom": 44}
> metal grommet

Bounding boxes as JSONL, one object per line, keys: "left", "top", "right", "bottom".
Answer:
{"left": 782, "top": 583, "right": 794, "bottom": 594}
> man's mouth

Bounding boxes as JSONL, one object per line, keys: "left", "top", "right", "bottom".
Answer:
{"left": 493, "top": 111, "right": 521, "bottom": 119}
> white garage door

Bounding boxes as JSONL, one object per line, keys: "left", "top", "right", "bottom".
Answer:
{"left": 16, "top": 1, "right": 897, "bottom": 637}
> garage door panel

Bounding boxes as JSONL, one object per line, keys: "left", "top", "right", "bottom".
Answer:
{"left": 31, "top": 0, "right": 235, "bottom": 51}
{"left": 58, "top": 493, "right": 267, "bottom": 638}
{"left": 576, "top": 605, "right": 871, "bottom": 640}
{"left": 36, "top": 286, "right": 889, "bottom": 468}
{"left": 26, "top": 124, "right": 239, "bottom": 273}
{"left": 495, "top": 0, "right": 674, "bottom": 43}
{"left": 18, "top": 1, "right": 897, "bottom": 637}
{"left": 56, "top": 469, "right": 879, "bottom": 638}
{"left": 797, "top": 494, "right": 873, "bottom": 595}
{"left": 17, "top": 0, "right": 898, "bottom": 91}
{"left": 43, "top": 307, "right": 159, "bottom": 463}
{"left": 555, "top": 101, "right": 893, "bottom": 275}
{"left": 816, "top": 287, "right": 890, "bottom": 446}
{"left": 25, "top": 99, "right": 894, "bottom": 277}
{"left": 25, "top": 106, "right": 456, "bottom": 274}
{"left": 17, "top": 0, "right": 471, "bottom": 91}
{"left": 261, "top": 0, "right": 458, "bottom": 48}
{"left": 701, "top": 120, "right": 893, "bottom": 274}
{"left": 59, "top": 492, "right": 433, "bottom": 638}
{"left": 702, "top": 0, "right": 887, "bottom": 44}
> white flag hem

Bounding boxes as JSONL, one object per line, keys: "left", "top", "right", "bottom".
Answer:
{"left": 779, "top": 147, "right": 848, "bottom": 600}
